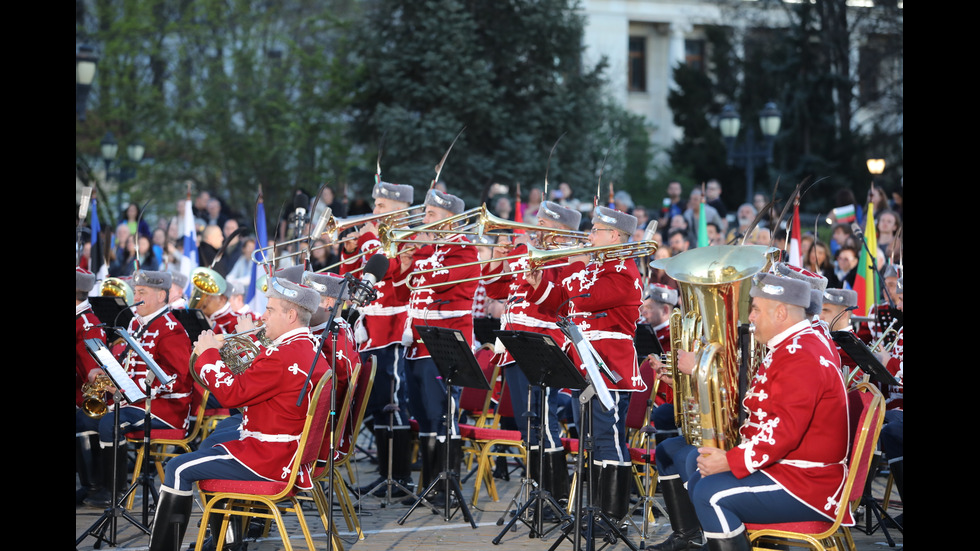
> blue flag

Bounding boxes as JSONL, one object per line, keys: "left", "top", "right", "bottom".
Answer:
{"left": 247, "top": 196, "right": 268, "bottom": 304}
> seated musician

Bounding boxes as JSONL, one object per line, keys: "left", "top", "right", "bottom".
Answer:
{"left": 653, "top": 273, "right": 850, "bottom": 551}
{"left": 148, "top": 278, "right": 324, "bottom": 551}
{"left": 638, "top": 283, "right": 680, "bottom": 444}
{"left": 820, "top": 288, "right": 860, "bottom": 374}
{"left": 87, "top": 270, "right": 194, "bottom": 508}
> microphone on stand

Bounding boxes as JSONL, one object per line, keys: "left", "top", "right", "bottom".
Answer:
{"left": 348, "top": 253, "right": 389, "bottom": 308}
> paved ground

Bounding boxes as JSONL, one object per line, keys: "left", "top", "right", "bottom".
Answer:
{"left": 76, "top": 439, "right": 903, "bottom": 550}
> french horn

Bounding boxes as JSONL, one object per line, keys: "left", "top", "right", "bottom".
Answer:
{"left": 188, "top": 327, "right": 273, "bottom": 388}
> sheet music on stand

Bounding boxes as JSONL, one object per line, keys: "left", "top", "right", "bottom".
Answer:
{"left": 84, "top": 338, "right": 147, "bottom": 403}
{"left": 557, "top": 318, "right": 617, "bottom": 411}
{"left": 634, "top": 323, "right": 664, "bottom": 359}
{"left": 174, "top": 308, "right": 212, "bottom": 343}
{"left": 416, "top": 326, "right": 490, "bottom": 391}
{"left": 114, "top": 329, "right": 177, "bottom": 387}
{"left": 831, "top": 331, "right": 900, "bottom": 387}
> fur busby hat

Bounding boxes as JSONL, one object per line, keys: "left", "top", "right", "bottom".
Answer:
{"left": 591, "top": 206, "right": 637, "bottom": 237}
{"left": 373, "top": 181, "right": 414, "bottom": 204}
{"left": 750, "top": 273, "right": 811, "bottom": 309}
{"left": 424, "top": 189, "right": 465, "bottom": 215}
{"left": 538, "top": 201, "right": 582, "bottom": 231}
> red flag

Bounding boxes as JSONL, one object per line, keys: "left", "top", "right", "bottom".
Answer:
{"left": 514, "top": 183, "right": 525, "bottom": 233}
{"left": 788, "top": 200, "right": 802, "bottom": 267}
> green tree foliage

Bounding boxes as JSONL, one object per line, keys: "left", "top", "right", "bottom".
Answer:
{"left": 77, "top": 0, "right": 357, "bottom": 228}
{"left": 343, "top": 0, "right": 631, "bottom": 207}
{"left": 667, "top": 1, "right": 902, "bottom": 216}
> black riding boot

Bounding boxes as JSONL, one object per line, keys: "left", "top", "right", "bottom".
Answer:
{"left": 148, "top": 487, "right": 193, "bottom": 551}
{"left": 541, "top": 449, "right": 571, "bottom": 522}
{"left": 402, "top": 435, "right": 437, "bottom": 505}
{"left": 358, "top": 427, "right": 391, "bottom": 494}
{"left": 651, "top": 477, "right": 703, "bottom": 550}
{"left": 84, "top": 442, "right": 128, "bottom": 508}
{"left": 704, "top": 532, "right": 751, "bottom": 551}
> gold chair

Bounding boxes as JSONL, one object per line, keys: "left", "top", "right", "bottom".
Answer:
{"left": 745, "top": 383, "right": 885, "bottom": 551}
{"left": 193, "top": 373, "right": 334, "bottom": 551}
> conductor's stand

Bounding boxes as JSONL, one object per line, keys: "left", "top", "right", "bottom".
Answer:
{"left": 397, "top": 326, "right": 487, "bottom": 528}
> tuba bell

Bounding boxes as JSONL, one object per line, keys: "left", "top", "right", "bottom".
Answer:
{"left": 100, "top": 277, "right": 134, "bottom": 305}
{"left": 652, "top": 245, "right": 776, "bottom": 450}
{"left": 188, "top": 267, "right": 227, "bottom": 310}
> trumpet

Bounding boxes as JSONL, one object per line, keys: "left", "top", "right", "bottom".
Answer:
{"left": 81, "top": 373, "right": 114, "bottom": 419}
{"left": 188, "top": 326, "right": 273, "bottom": 388}
{"left": 405, "top": 239, "right": 660, "bottom": 290}
{"left": 869, "top": 318, "right": 900, "bottom": 355}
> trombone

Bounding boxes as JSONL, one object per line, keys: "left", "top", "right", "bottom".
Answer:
{"left": 406, "top": 239, "right": 660, "bottom": 290}
{"left": 379, "top": 204, "right": 589, "bottom": 257}
{"left": 251, "top": 204, "right": 425, "bottom": 266}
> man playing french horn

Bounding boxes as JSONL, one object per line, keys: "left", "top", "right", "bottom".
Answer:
{"left": 148, "top": 277, "right": 326, "bottom": 551}
{"left": 86, "top": 269, "right": 194, "bottom": 509}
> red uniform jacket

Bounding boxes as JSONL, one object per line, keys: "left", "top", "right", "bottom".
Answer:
{"left": 76, "top": 301, "right": 107, "bottom": 408}
{"left": 310, "top": 318, "right": 361, "bottom": 459}
{"left": 883, "top": 326, "right": 903, "bottom": 410}
{"left": 340, "top": 231, "right": 409, "bottom": 352}
{"left": 727, "top": 320, "right": 852, "bottom": 525}
{"left": 530, "top": 257, "right": 646, "bottom": 392}
{"left": 120, "top": 307, "right": 194, "bottom": 431}
{"left": 482, "top": 243, "right": 568, "bottom": 366}
{"left": 394, "top": 234, "right": 479, "bottom": 360}
{"left": 195, "top": 327, "right": 325, "bottom": 489}
{"left": 209, "top": 303, "right": 239, "bottom": 334}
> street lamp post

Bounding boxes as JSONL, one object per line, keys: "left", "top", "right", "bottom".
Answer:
{"left": 76, "top": 45, "right": 99, "bottom": 122}
{"left": 719, "top": 102, "right": 782, "bottom": 204}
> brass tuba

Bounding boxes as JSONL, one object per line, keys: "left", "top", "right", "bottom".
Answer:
{"left": 189, "top": 327, "right": 273, "bottom": 388}
{"left": 652, "top": 245, "right": 775, "bottom": 450}
{"left": 100, "top": 277, "right": 134, "bottom": 305}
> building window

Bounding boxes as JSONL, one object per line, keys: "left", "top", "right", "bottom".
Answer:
{"left": 685, "top": 39, "right": 705, "bottom": 72}
{"left": 629, "top": 36, "right": 646, "bottom": 92}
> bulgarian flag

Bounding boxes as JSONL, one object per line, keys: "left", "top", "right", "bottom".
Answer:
{"left": 833, "top": 204, "right": 856, "bottom": 224}
{"left": 787, "top": 200, "right": 802, "bottom": 267}
{"left": 853, "top": 203, "right": 880, "bottom": 316}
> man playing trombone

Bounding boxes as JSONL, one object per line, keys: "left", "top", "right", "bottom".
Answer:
{"left": 481, "top": 199, "right": 584, "bottom": 519}
{"left": 525, "top": 205, "right": 646, "bottom": 536}
{"left": 393, "top": 187, "right": 479, "bottom": 505}
{"left": 340, "top": 181, "right": 417, "bottom": 496}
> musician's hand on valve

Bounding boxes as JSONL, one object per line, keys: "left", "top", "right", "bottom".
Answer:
{"left": 676, "top": 349, "right": 696, "bottom": 375}
{"left": 696, "top": 446, "right": 731, "bottom": 476}
{"left": 193, "top": 330, "right": 222, "bottom": 357}
{"left": 235, "top": 315, "right": 257, "bottom": 334}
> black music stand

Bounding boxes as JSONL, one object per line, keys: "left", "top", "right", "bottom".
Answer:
{"left": 173, "top": 308, "right": 211, "bottom": 344}
{"left": 397, "top": 326, "right": 487, "bottom": 528}
{"left": 633, "top": 324, "right": 663, "bottom": 360}
{"left": 832, "top": 331, "right": 900, "bottom": 387}
{"left": 76, "top": 338, "right": 150, "bottom": 549}
{"left": 548, "top": 319, "right": 639, "bottom": 551}
{"left": 491, "top": 330, "right": 585, "bottom": 542}
{"left": 90, "top": 296, "right": 133, "bottom": 343}
{"left": 831, "top": 331, "right": 902, "bottom": 544}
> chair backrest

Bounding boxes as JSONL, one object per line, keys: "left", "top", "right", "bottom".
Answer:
{"left": 625, "top": 361, "right": 657, "bottom": 431}
{"left": 459, "top": 346, "right": 500, "bottom": 427}
{"left": 843, "top": 383, "right": 886, "bottom": 512}
{"left": 335, "top": 355, "right": 377, "bottom": 459}
{"left": 314, "top": 358, "right": 363, "bottom": 465}
{"left": 300, "top": 372, "right": 335, "bottom": 466}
